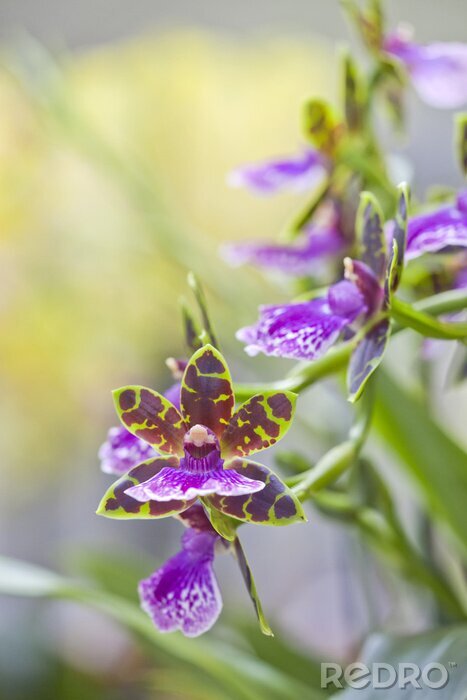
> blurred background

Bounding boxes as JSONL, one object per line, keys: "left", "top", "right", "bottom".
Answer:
{"left": 0, "top": 1, "right": 466, "bottom": 698}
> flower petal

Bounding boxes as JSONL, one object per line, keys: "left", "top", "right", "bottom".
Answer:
{"left": 227, "top": 148, "right": 326, "bottom": 195}
{"left": 406, "top": 196, "right": 467, "bottom": 260}
{"left": 236, "top": 297, "right": 349, "bottom": 361}
{"left": 180, "top": 345, "right": 234, "bottom": 436}
{"left": 125, "top": 466, "right": 265, "bottom": 502}
{"left": 113, "top": 386, "right": 186, "bottom": 457}
{"left": 221, "top": 391, "right": 296, "bottom": 459}
{"left": 347, "top": 319, "right": 391, "bottom": 402}
{"left": 206, "top": 459, "right": 306, "bottom": 526}
{"left": 384, "top": 33, "right": 467, "bottom": 109}
{"left": 139, "top": 530, "right": 222, "bottom": 637}
{"left": 98, "top": 426, "right": 156, "bottom": 475}
{"left": 221, "top": 226, "right": 345, "bottom": 277}
{"left": 96, "top": 458, "right": 195, "bottom": 519}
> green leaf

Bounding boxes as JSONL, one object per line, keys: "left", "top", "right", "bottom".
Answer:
{"left": 356, "top": 191, "right": 386, "bottom": 280}
{"left": 0, "top": 556, "right": 69, "bottom": 597}
{"left": 233, "top": 538, "right": 274, "bottom": 637}
{"left": 334, "top": 625, "right": 467, "bottom": 698}
{"left": 202, "top": 499, "right": 240, "bottom": 541}
{"left": 374, "top": 370, "right": 467, "bottom": 554}
{"left": 455, "top": 112, "right": 467, "bottom": 177}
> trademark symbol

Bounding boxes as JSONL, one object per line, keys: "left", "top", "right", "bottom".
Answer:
{"left": 448, "top": 662, "right": 457, "bottom": 669}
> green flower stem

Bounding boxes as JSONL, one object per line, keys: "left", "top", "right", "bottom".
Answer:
{"left": 234, "top": 288, "right": 467, "bottom": 402}
{"left": 292, "top": 382, "right": 373, "bottom": 500}
{"left": 391, "top": 296, "right": 467, "bottom": 340}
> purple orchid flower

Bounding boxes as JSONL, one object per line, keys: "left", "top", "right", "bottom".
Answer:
{"left": 239, "top": 187, "right": 410, "bottom": 401}
{"left": 222, "top": 201, "right": 347, "bottom": 277}
{"left": 139, "top": 504, "right": 227, "bottom": 637}
{"left": 237, "top": 279, "right": 367, "bottom": 361}
{"left": 97, "top": 344, "right": 304, "bottom": 527}
{"left": 404, "top": 191, "right": 467, "bottom": 260}
{"left": 99, "top": 358, "right": 186, "bottom": 476}
{"left": 227, "top": 148, "right": 327, "bottom": 196}
{"left": 383, "top": 27, "right": 467, "bottom": 109}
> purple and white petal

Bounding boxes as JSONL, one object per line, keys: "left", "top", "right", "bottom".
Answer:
{"left": 221, "top": 225, "right": 345, "bottom": 277}
{"left": 139, "top": 529, "right": 222, "bottom": 637}
{"left": 405, "top": 194, "right": 467, "bottom": 260}
{"left": 384, "top": 31, "right": 467, "bottom": 109}
{"left": 99, "top": 426, "right": 156, "bottom": 475}
{"left": 125, "top": 466, "right": 265, "bottom": 502}
{"left": 227, "top": 149, "right": 327, "bottom": 195}
{"left": 237, "top": 281, "right": 366, "bottom": 361}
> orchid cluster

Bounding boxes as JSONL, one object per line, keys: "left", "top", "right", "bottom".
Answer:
{"left": 97, "top": 0, "right": 467, "bottom": 639}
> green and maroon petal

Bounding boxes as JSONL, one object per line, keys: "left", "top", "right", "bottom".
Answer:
{"left": 220, "top": 391, "right": 296, "bottom": 459}
{"left": 385, "top": 184, "right": 409, "bottom": 302}
{"left": 113, "top": 386, "right": 186, "bottom": 457}
{"left": 180, "top": 344, "right": 234, "bottom": 436}
{"left": 205, "top": 459, "right": 306, "bottom": 526}
{"left": 356, "top": 192, "right": 387, "bottom": 282}
{"left": 347, "top": 318, "right": 391, "bottom": 402}
{"left": 96, "top": 457, "right": 195, "bottom": 519}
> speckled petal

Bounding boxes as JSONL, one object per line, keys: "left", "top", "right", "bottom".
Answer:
{"left": 180, "top": 345, "right": 234, "bottom": 436}
{"left": 113, "top": 386, "right": 186, "bottom": 457}
{"left": 221, "top": 391, "right": 296, "bottom": 458}
{"left": 139, "top": 529, "right": 221, "bottom": 637}
{"left": 406, "top": 194, "right": 467, "bottom": 259}
{"left": 206, "top": 459, "right": 306, "bottom": 526}
{"left": 237, "top": 281, "right": 365, "bottom": 361}
{"left": 125, "top": 466, "right": 265, "bottom": 502}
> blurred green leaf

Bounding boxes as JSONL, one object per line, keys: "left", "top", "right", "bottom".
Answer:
{"left": 374, "top": 371, "right": 467, "bottom": 555}
{"left": 334, "top": 625, "right": 467, "bottom": 698}
{"left": 455, "top": 113, "right": 467, "bottom": 177}
{"left": 0, "top": 556, "right": 322, "bottom": 700}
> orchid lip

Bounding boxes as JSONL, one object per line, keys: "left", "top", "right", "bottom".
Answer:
{"left": 181, "top": 424, "right": 224, "bottom": 474}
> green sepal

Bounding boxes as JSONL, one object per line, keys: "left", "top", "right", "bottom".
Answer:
{"left": 113, "top": 386, "right": 186, "bottom": 456}
{"left": 384, "top": 181, "right": 409, "bottom": 302}
{"left": 206, "top": 460, "right": 307, "bottom": 527}
{"left": 372, "top": 58, "right": 406, "bottom": 133}
{"left": 342, "top": 0, "right": 384, "bottom": 54}
{"left": 220, "top": 390, "right": 297, "bottom": 459}
{"left": 343, "top": 52, "right": 367, "bottom": 132}
{"left": 347, "top": 318, "right": 391, "bottom": 403}
{"left": 455, "top": 112, "right": 467, "bottom": 177}
{"left": 233, "top": 538, "right": 274, "bottom": 637}
{"left": 179, "top": 296, "right": 203, "bottom": 351}
{"left": 302, "top": 98, "right": 340, "bottom": 155}
{"left": 201, "top": 498, "right": 240, "bottom": 541}
{"left": 356, "top": 190, "right": 386, "bottom": 281}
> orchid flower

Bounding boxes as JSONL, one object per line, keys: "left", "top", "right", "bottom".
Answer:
{"left": 227, "top": 148, "right": 328, "bottom": 195}
{"left": 383, "top": 26, "right": 467, "bottom": 109}
{"left": 238, "top": 186, "right": 410, "bottom": 400}
{"left": 98, "top": 358, "right": 186, "bottom": 476}
{"left": 97, "top": 344, "right": 304, "bottom": 527}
